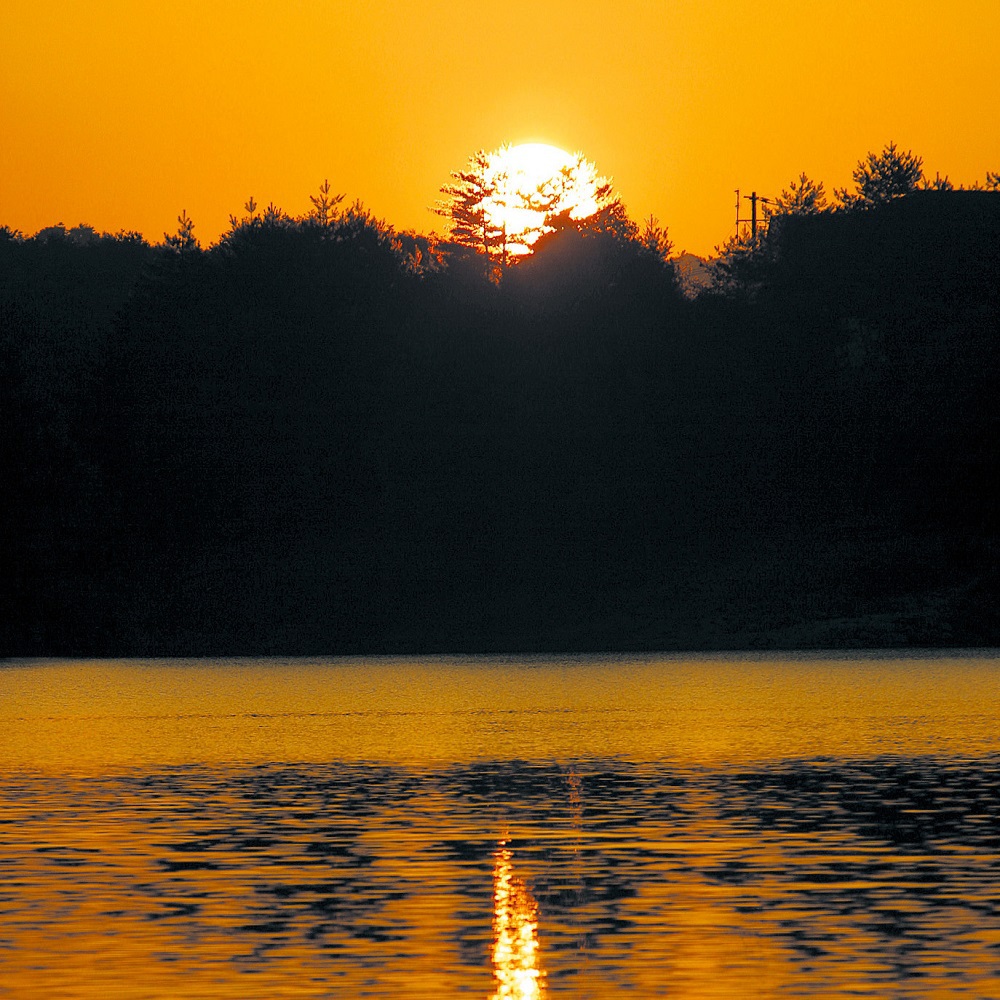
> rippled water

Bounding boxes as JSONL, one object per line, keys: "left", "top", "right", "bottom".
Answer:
{"left": 1, "top": 654, "right": 999, "bottom": 998}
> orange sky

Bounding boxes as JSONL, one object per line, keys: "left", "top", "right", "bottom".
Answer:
{"left": 2, "top": 0, "right": 998, "bottom": 257}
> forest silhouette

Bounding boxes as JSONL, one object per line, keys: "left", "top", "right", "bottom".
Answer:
{"left": 3, "top": 146, "right": 998, "bottom": 655}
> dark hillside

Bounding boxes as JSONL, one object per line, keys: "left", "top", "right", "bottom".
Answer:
{"left": 712, "top": 192, "right": 1000, "bottom": 645}
{"left": 1, "top": 197, "right": 997, "bottom": 655}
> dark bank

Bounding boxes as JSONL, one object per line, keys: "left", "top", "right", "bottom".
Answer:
{"left": 2, "top": 182, "right": 998, "bottom": 656}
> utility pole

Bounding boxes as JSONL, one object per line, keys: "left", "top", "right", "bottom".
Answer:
{"left": 734, "top": 189, "right": 774, "bottom": 238}
{"left": 745, "top": 191, "right": 773, "bottom": 237}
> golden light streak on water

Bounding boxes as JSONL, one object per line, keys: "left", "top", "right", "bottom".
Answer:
{"left": 1, "top": 655, "right": 1000, "bottom": 997}
{"left": 491, "top": 840, "right": 545, "bottom": 1000}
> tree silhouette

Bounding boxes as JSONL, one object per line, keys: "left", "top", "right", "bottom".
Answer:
{"left": 521, "top": 152, "right": 615, "bottom": 236}
{"left": 639, "top": 214, "right": 673, "bottom": 262}
{"left": 516, "top": 198, "right": 679, "bottom": 311}
{"left": 163, "top": 209, "right": 199, "bottom": 253}
{"left": 434, "top": 149, "right": 505, "bottom": 278}
{"left": 228, "top": 197, "right": 260, "bottom": 231}
{"left": 836, "top": 142, "right": 923, "bottom": 209}
{"left": 308, "top": 179, "right": 345, "bottom": 228}
{"left": 709, "top": 226, "right": 772, "bottom": 296}
{"left": 920, "top": 172, "right": 954, "bottom": 191}
{"left": 773, "top": 172, "right": 828, "bottom": 215}
{"left": 540, "top": 199, "right": 637, "bottom": 245}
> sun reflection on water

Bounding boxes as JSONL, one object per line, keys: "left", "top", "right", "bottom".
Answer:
{"left": 491, "top": 839, "right": 545, "bottom": 1000}
{"left": 2, "top": 657, "right": 1000, "bottom": 997}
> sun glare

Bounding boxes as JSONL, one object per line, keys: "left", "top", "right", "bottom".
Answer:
{"left": 483, "top": 143, "right": 610, "bottom": 252}
{"left": 491, "top": 839, "right": 545, "bottom": 999}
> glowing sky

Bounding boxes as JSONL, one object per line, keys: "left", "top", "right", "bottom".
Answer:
{"left": 2, "top": 0, "right": 998, "bottom": 256}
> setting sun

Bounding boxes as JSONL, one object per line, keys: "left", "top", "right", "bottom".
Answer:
{"left": 2, "top": 0, "right": 997, "bottom": 253}
{"left": 435, "top": 142, "right": 615, "bottom": 263}
{"left": 482, "top": 143, "right": 611, "bottom": 251}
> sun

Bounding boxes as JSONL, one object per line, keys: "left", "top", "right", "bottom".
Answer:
{"left": 482, "top": 143, "right": 611, "bottom": 253}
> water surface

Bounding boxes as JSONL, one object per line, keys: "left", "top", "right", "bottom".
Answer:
{"left": 1, "top": 653, "right": 999, "bottom": 997}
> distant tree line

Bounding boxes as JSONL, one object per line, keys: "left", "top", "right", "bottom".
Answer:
{"left": 2, "top": 145, "right": 998, "bottom": 655}
{"left": 712, "top": 141, "right": 1000, "bottom": 293}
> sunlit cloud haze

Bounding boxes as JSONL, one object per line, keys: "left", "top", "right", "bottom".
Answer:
{"left": 2, "top": 0, "right": 998, "bottom": 255}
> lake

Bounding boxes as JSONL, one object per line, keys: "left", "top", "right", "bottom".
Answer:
{"left": 1, "top": 653, "right": 999, "bottom": 997}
